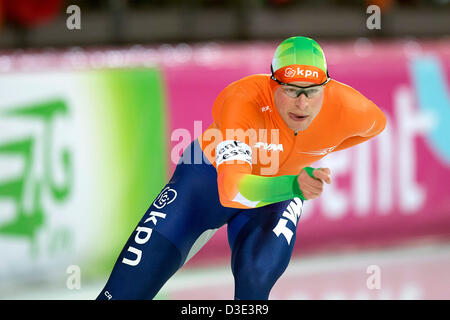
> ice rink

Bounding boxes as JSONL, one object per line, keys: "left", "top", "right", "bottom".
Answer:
{"left": 2, "top": 239, "right": 449, "bottom": 300}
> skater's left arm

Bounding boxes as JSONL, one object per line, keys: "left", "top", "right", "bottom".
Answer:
{"left": 333, "top": 97, "right": 387, "bottom": 152}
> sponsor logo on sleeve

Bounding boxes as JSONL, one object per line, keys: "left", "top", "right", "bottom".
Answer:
{"left": 254, "top": 142, "right": 283, "bottom": 152}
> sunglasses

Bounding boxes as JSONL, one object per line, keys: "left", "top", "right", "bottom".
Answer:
{"left": 271, "top": 75, "right": 331, "bottom": 98}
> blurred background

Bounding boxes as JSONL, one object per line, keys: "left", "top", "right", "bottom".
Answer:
{"left": 0, "top": 0, "right": 449, "bottom": 300}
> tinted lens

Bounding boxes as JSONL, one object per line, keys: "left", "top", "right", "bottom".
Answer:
{"left": 283, "top": 86, "right": 322, "bottom": 98}
{"left": 303, "top": 87, "right": 321, "bottom": 98}
{"left": 282, "top": 87, "right": 300, "bottom": 98}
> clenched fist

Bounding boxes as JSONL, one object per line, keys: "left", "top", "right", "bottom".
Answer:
{"left": 297, "top": 167, "right": 331, "bottom": 200}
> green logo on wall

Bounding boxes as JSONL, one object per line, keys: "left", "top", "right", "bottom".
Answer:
{"left": 0, "top": 99, "right": 73, "bottom": 256}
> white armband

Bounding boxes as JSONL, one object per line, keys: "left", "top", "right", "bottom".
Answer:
{"left": 215, "top": 140, "right": 252, "bottom": 167}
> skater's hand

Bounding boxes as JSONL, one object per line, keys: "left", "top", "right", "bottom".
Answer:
{"left": 297, "top": 167, "right": 331, "bottom": 200}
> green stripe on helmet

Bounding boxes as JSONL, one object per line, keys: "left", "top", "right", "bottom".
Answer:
{"left": 272, "top": 36, "right": 327, "bottom": 74}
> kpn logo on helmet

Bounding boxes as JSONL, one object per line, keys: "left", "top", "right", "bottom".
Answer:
{"left": 284, "top": 66, "right": 319, "bottom": 80}
{"left": 275, "top": 64, "right": 326, "bottom": 84}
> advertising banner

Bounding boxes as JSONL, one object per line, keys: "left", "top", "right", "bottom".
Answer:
{"left": 0, "top": 69, "right": 168, "bottom": 285}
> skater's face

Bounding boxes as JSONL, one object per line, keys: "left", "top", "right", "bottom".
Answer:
{"left": 274, "top": 81, "right": 325, "bottom": 132}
